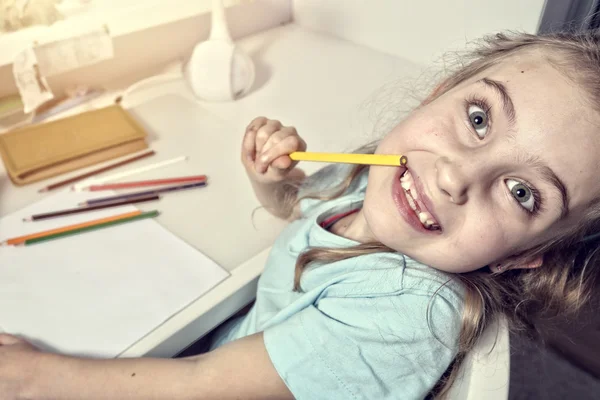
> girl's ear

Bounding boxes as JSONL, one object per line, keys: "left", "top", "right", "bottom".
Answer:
{"left": 512, "top": 256, "right": 543, "bottom": 270}
{"left": 493, "top": 255, "right": 543, "bottom": 272}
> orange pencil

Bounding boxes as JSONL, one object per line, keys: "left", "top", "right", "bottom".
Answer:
{"left": 85, "top": 175, "right": 207, "bottom": 191}
{"left": 1, "top": 210, "right": 142, "bottom": 246}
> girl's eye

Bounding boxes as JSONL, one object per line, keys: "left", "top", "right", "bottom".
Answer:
{"left": 506, "top": 179, "right": 536, "bottom": 212}
{"left": 468, "top": 105, "right": 489, "bottom": 139}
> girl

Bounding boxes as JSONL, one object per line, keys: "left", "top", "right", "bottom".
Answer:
{"left": 2, "top": 30, "right": 600, "bottom": 400}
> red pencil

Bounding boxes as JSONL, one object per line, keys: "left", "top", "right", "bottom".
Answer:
{"left": 84, "top": 175, "right": 207, "bottom": 191}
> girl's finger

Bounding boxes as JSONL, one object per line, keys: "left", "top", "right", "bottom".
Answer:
{"left": 256, "top": 127, "right": 297, "bottom": 157}
{"left": 242, "top": 125, "right": 258, "bottom": 163}
{"left": 242, "top": 116, "right": 269, "bottom": 164}
{"left": 271, "top": 136, "right": 306, "bottom": 170}
{"left": 259, "top": 127, "right": 298, "bottom": 156}
{"left": 256, "top": 135, "right": 306, "bottom": 173}
{"left": 0, "top": 333, "right": 22, "bottom": 346}
{"left": 245, "top": 116, "right": 268, "bottom": 132}
{"left": 270, "top": 155, "right": 293, "bottom": 170}
{"left": 254, "top": 120, "right": 282, "bottom": 156}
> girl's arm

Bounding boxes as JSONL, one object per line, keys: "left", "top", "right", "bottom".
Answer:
{"left": 248, "top": 168, "right": 305, "bottom": 220}
{"left": 242, "top": 117, "right": 307, "bottom": 220}
{"left": 2, "top": 333, "right": 292, "bottom": 400}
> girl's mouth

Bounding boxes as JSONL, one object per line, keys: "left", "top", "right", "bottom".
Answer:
{"left": 393, "top": 168, "right": 441, "bottom": 231}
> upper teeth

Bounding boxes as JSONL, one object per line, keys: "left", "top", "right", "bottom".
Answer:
{"left": 400, "top": 181, "right": 418, "bottom": 200}
{"left": 400, "top": 169, "right": 439, "bottom": 230}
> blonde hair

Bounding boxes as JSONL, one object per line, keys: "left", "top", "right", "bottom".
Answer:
{"left": 289, "top": 30, "right": 600, "bottom": 398}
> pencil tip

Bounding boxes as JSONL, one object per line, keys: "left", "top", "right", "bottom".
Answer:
{"left": 38, "top": 188, "right": 47, "bottom": 193}
{"left": 22, "top": 217, "right": 31, "bottom": 222}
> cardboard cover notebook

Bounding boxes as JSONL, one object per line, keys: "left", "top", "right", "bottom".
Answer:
{"left": 0, "top": 104, "right": 148, "bottom": 185}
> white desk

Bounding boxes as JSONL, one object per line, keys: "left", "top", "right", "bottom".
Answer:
{"left": 0, "top": 23, "right": 423, "bottom": 358}
{"left": 0, "top": 24, "right": 422, "bottom": 357}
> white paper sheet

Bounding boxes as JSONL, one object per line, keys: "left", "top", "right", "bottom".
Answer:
{"left": 34, "top": 27, "right": 114, "bottom": 77}
{"left": 0, "top": 189, "right": 229, "bottom": 357}
{"left": 12, "top": 47, "right": 54, "bottom": 113}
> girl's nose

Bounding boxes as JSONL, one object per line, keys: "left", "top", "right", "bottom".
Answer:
{"left": 435, "top": 156, "right": 470, "bottom": 205}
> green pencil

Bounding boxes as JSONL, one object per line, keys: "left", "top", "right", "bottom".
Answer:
{"left": 21, "top": 210, "right": 160, "bottom": 246}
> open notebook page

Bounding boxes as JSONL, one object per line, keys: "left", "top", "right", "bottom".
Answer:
{"left": 0, "top": 189, "right": 229, "bottom": 357}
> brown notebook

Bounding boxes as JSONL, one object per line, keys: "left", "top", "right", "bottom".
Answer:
{"left": 0, "top": 104, "right": 149, "bottom": 186}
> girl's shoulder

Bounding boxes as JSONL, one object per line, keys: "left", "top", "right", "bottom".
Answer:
{"left": 299, "top": 248, "right": 464, "bottom": 313}
{"left": 262, "top": 253, "right": 464, "bottom": 399}
{"left": 402, "top": 257, "right": 466, "bottom": 304}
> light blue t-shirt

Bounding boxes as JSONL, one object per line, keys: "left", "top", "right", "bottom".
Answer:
{"left": 210, "top": 167, "right": 464, "bottom": 399}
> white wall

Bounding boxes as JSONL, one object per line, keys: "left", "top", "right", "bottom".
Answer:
{"left": 292, "top": 0, "right": 547, "bottom": 65}
{"left": 0, "top": 0, "right": 292, "bottom": 98}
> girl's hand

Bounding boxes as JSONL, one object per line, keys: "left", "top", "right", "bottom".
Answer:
{"left": 242, "top": 117, "right": 307, "bottom": 184}
{"left": 0, "top": 334, "right": 42, "bottom": 399}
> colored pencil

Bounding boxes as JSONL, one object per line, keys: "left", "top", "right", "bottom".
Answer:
{"left": 21, "top": 210, "right": 160, "bottom": 246}
{"left": 1, "top": 211, "right": 142, "bottom": 246}
{"left": 72, "top": 155, "right": 188, "bottom": 191}
{"left": 24, "top": 194, "right": 159, "bottom": 221}
{"left": 85, "top": 175, "right": 207, "bottom": 191}
{"left": 289, "top": 152, "right": 407, "bottom": 167}
{"left": 79, "top": 181, "right": 207, "bottom": 206}
{"left": 38, "top": 150, "right": 156, "bottom": 193}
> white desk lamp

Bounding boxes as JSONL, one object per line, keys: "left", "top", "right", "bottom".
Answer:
{"left": 183, "top": 0, "right": 255, "bottom": 101}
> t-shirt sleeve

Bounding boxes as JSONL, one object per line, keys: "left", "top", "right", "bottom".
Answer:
{"left": 263, "top": 290, "right": 461, "bottom": 400}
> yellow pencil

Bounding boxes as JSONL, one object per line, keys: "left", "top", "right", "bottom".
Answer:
{"left": 289, "top": 152, "right": 407, "bottom": 166}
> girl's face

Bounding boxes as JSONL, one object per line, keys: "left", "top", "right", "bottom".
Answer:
{"left": 363, "top": 53, "right": 600, "bottom": 272}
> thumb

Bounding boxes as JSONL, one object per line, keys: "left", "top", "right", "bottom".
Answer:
{"left": 270, "top": 155, "right": 293, "bottom": 170}
{"left": 0, "top": 333, "right": 24, "bottom": 345}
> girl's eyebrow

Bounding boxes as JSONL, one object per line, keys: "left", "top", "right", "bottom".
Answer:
{"left": 478, "top": 78, "right": 517, "bottom": 128}
{"left": 517, "top": 150, "right": 570, "bottom": 219}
